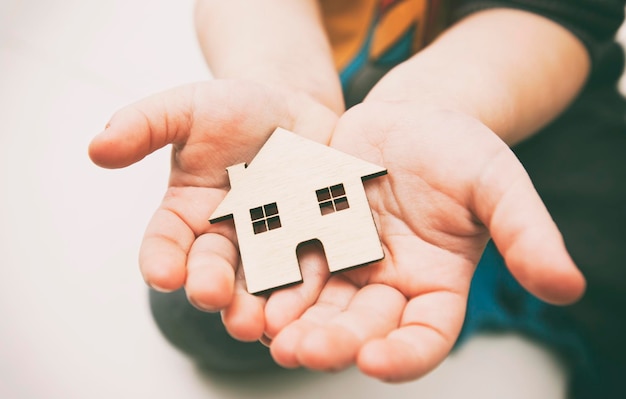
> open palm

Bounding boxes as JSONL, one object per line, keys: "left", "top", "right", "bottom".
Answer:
{"left": 89, "top": 79, "right": 339, "bottom": 341}
{"left": 90, "top": 85, "right": 584, "bottom": 380}
{"left": 266, "top": 100, "right": 586, "bottom": 381}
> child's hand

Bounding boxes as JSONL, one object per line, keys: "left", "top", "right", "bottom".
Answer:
{"left": 266, "top": 100, "right": 586, "bottom": 381}
{"left": 89, "top": 79, "right": 338, "bottom": 341}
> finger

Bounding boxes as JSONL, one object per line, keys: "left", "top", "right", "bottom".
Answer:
{"left": 88, "top": 80, "right": 301, "bottom": 171}
{"left": 264, "top": 240, "right": 330, "bottom": 338}
{"left": 473, "top": 147, "right": 586, "bottom": 304}
{"left": 269, "top": 275, "right": 357, "bottom": 368}
{"left": 294, "top": 284, "right": 406, "bottom": 371}
{"left": 88, "top": 84, "right": 198, "bottom": 169}
{"left": 357, "top": 290, "right": 466, "bottom": 382}
{"left": 221, "top": 265, "right": 267, "bottom": 342}
{"left": 185, "top": 232, "right": 238, "bottom": 312}
{"left": 139, "top": 186, "right": 227, "bottom": 292}
{"left": 139, "top": 208, "right": 193, "bottom": 292}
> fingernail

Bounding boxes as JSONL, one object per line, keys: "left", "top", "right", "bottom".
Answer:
{"left": 259, "top": 334, "right": 273, "bottom": 347}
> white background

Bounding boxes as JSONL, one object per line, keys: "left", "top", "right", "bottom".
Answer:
{"left": 1, "top": 1, "right": 624, "bottom": 398}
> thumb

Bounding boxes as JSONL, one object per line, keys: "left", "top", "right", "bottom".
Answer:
{"left": 88, "top": 84, "right": 197, "bottom": 169}
{"left": 474, "top": 148, "right": 586, "bottom": 305}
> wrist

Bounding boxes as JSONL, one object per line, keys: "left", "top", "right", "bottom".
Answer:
{"left": 221, "top": 68, "right": 345, "bottom": 116}
{"left": 362, "top": 8, "right": 589, "bottom": 145}
{"left": 195, "top": 0, "right": 345, "bottom": 115}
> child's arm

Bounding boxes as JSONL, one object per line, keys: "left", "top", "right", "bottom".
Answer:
{"left": 194, "top": 0, "right": 344, "bottom": 114}
{"left": 366, "top": 8, "right": 590, "bottom": 145}
{"left": 89, "top": 0, "right": 344, "bottom": 341}
{"left": 266, "top": 8, "right": 589, "bottom": 380}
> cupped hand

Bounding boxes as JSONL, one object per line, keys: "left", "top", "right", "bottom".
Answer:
{"left": 266, "top": 100, "right": 586, "bottom": 381}
{"left": 89, "top": 79, "right": 339, "bottom": 341}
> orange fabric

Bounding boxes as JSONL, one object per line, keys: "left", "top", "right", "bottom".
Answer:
{"left": 319, "top": 0, "right": 432, "bottom": 70}
{"left": 320, "top": 0, "right": 378, "bottom": 70}
{"left": 371, "top": 0, "right": 428, "bottom": 59}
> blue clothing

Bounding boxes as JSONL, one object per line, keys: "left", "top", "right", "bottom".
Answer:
{"left": 459, "top": 242, "right": 594, "bottom": 394}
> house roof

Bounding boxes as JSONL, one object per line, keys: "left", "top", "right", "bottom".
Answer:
{"left": 209, "top": 127, "right": 386, "bottom": 222}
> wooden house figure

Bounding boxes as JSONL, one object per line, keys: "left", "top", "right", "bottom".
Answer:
{"left": 209, "top": 127, "right": 387, "bottom": 294}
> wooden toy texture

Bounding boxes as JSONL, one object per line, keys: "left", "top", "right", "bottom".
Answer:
{"left": 210, "top": 127, "right": 387, "bottom": 294}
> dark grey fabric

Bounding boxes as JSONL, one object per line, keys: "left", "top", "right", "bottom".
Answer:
{"left": 453, "top": 0, "right": 626, "bottom": 86}
{"left": 514, "top": 86, "right": 626, "bottom": 399}
{"left": 149, "top": 289, "right": 278, "bottom": 372}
